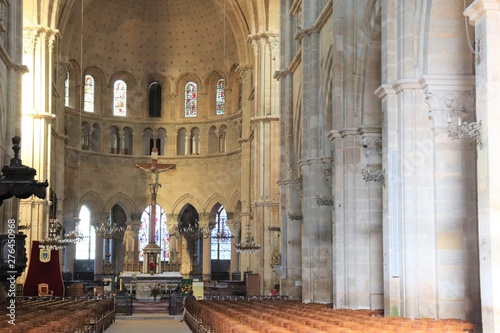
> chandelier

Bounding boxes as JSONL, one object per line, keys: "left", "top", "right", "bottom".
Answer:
{"left": 211, "top": 220, "right": 234, "bottom": 240}
{"left": 39, "top": 219, "right": 83, "bottom": 250}
{"left": 95, "top": 219, "right": 125, "bottom": 239}
{"left": 179, "top": 220, "right": 210, "bottom": 240}
{"left": 361, "top": 167, "right": 385, "bottom": 183}
{"left": 235, "top": 223, "right": 260, "bottom": 254}
{"left": 447, "top": 116, "right": 483, "bottom": 149}
{"left": 65, "top": 218, "right": 84, "bottom": 244}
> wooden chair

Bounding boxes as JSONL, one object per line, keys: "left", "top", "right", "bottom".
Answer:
{"left": 38, "top": 283, "right": 54, "bottom": 298}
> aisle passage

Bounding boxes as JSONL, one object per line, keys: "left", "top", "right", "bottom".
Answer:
{"left": 104, "top": 317, "right": 192, "bottom": 333}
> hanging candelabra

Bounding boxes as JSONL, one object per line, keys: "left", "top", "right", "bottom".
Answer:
{"left": 178, "top": 220, "right": 210, "bottom": 240}
{"left": 178, "top": 219, "right": 209, "bottom": 276}
{"left": 39, "top": 219, "right": 83, "bottom": 250}
{"left": 211, "top": 220, "right": 234, "bottom": 240}
{"left": 95, "top": 219, "right": 125, "bottom": 275}
{"left": 447, "top": 116, "right": 483, "bottom": 149}
{"left": 64, "top": 218, "right": 85, "bottom": 244}
{"left": 235, "top": 223, "right": 261, "bottom": 254}
{"left": 361, "top": 167, "right": 385, "bottom": 183}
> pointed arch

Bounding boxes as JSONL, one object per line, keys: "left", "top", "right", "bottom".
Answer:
{"left": 79, "top": 190, "right": 105, "bottom": 214}
{"left": 104, "top": 192, "right": 137, "bottom": 220}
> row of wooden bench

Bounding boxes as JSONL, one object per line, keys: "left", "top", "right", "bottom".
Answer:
{"left": 0, "top": 298, "right": 115, "bottom": 333}
{"left": 184, "top": 299, "right": 476, "bottom": 333}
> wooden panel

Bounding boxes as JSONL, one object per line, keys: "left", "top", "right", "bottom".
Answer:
{"left": 246, "top": 274, "right": 260, "bottom": 296}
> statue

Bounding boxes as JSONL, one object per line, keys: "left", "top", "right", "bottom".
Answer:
{"left": 123, "top": 225, "right": 137, "bottom": 265}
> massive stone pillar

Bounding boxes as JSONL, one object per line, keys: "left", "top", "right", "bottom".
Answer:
{"left": 63, "top": 217, "right": 77, "bottom": 274}
{"left": 200, "top": 219, "right": 211, "bottom": 281}
{"left": 247, "top": 31, "right": 281, "bottom": 294}
{"left": 229, "top": 220, "right": 241, "bottom": 275}
{"left": 236, "top": 66, "right": 253, "bottom": 275}
{"left": 93, "top": 212, "right": 108, "bottom": 278}
{"left": 298, "top": 1, "right": 333, "bottom": 304}
{"left": 421, "top": 77, "right": 481, "bottom": 322}
{"left": 19, "top": 24, "right": 58, "bottom": 283}
{"left": 375, "top": 0, "right": 480, "bottom": 322}
{"left": 277, "top": 0, "right": 302, "bottom": 300}
{"left": 466, "top": 2, "right": 500, "bottom": 332}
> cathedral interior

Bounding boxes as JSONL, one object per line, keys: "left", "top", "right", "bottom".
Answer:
{"left": 1, "top": 0, "right": 500, "bottom": 332}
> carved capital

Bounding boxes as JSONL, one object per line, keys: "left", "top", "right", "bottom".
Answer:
{"left": 424, "top": 90, "right": 476, "bottom": 129}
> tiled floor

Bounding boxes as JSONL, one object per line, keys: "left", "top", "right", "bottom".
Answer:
{"left": 104, "top": 315, "right": 192, "bottom": 333}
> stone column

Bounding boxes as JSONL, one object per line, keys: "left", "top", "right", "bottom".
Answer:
{"left": 202, "top": 234, "right": 211, "bottom": 281}
{"left": 19, "top": 26, "right": 57, "bottom": 282}
{"left": 119, "top": 129, "right": 125, "bottom": 154}
{"left": 247, "top": 27, "right": 281, "bottom": 294}
{"left": 277, "top": 0, "right": 302, "bottom": 300}
{"left": 229, "top": 220, "right": 241, "bottom": 275}
{"left": 199, "top": 219, "right": 211, "bottom": 280}
{"left": 298, "top": 0, "right": 333, "bottom": 303}
{"left": 93, "top": 212, "right": 108, "bottom": 278}
{"left": 466, "top": 2, "right": 500, "bottom": 332}
{"left": 236, "top": 65, "right": 253, "bottom": 276}
{"left": 422, "top": 78, "right": 481, "bottom": 323}
{"left": 63, "top": 218, "right": 77, "bottom": 273}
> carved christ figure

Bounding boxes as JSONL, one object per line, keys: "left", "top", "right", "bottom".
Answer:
{"left": 135, "top": 148, "right": 175, "bottom": 248}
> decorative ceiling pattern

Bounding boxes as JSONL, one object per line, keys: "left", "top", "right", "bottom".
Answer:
{"left": 65, "top": 0, "right": 238, "bottom": 78}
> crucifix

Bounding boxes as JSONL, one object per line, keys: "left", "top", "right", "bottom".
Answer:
{"left": 136, "top": 147, "right": 175, "bottom": 274}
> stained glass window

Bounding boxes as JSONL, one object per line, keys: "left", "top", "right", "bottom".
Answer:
{"left": 216, "top": 79, "right": 225, "bottom": 115}
{"left": 84, "top": 75, "right": 95, "bottom": 112}
{"left": 211, "top": 207, "right": 231, "bottom": 260}
{"left": 139, "top": 204, "right": 170, "bottom": 262}
{"left": 64, "top": 72, "right": 70, "bottom": 107}
{"left": 76, "top": 205, "right": 96, "bottom": 260}
{"left": 114, "top": 80, "right": 127, "bottom": 116}
{"left": 184, "top": 82, "right": 197, "bottom": 117}
{"left": 149, "top": 82, "right": 162, "bottom": 117}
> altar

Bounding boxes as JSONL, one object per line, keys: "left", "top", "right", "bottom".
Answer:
{"left": 120, "top": 271, "right": 182, "bottom": 300}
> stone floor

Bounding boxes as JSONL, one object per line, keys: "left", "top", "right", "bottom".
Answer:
{"left": 104, "top": 314, "right": 192, "bottom": 333}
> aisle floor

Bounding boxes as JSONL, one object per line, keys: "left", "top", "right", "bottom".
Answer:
{"left": 104, "top": 315, "right": 192, "bottom": 333}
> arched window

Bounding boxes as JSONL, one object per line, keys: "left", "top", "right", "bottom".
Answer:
{"left": 149, "top": 82, "right": 162, "bottom": 117}
{"left": 138, "top": 204, "right": 169, "bottom": 262}
{"left": 184, "top": 82, "right": 197, "bottom": 117}
{"left": 84, "top": 75, "right": 95, "bottom": 113}
{"left": 109, "top": 126, "right": 120, "bottom": 154}
{"left": 177, "top": 128, "right": 187, "bottom": 156}
{"left": 208, "top": 126, "right": 218, "bottom": 154}
{"left": 157, "top": 128, "right": 167, "bottom": 155}
{"left": 216, "top": 79, "right": 225, "bottom": 115}
{"left": 190, "top": 127, "right": 200, "bottom": 155}
{"left": 91, "top": 123, "right": 101, "bottom": 152}
{"left": 211, "top": 207, "right": 231, "bottom": 260}
{"left": 114, "top": 80, "right": 127, "bottom": 116}
{"left": 143, "top": 128, "right": 154, "bottom": 155}
{"left": 123, "top": 127, "right": 133, "bottom": 155}
{"left": 219, "top": 125, "right": 227, "bottom": 153}
{"left": 76, "top": 206, "right": 96, "bottom": 260}
{"left": 81, "top": 122, "right": 91, "bottom": 150}
{"left": 64, "top": 72, "right": 70, "bottom": 107}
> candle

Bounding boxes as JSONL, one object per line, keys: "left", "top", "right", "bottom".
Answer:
{"left": 447, "top": 114, "right": 451, "bottom": 123}
{"left": 458, "top": 117, "right": 462, "bottom": 126}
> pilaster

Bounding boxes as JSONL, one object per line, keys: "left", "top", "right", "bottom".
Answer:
{"left": 465, "top": 2, "right": 500, "bottom": 331}
{"left": 299, "top": 0, "right": 332, "bottom": 304}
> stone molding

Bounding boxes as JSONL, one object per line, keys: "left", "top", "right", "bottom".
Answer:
{"left": 65, "top": 147, "right": 241, "bottom": 167}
